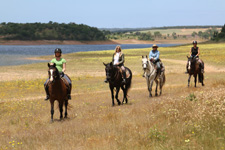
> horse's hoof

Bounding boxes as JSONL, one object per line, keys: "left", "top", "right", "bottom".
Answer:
{"left": 149, "top": 94, "right": 152, "bottom": 97}
{"left": 202, "top": 84, "right": 205, "bottom": 86}
{"left": 155, "top": 93, "right": 158, "bottom": 96}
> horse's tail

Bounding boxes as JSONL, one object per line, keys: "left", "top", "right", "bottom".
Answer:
{"left": 198, "top": 73, "right": 204, "bottom": 83}
{"left": 126, "top": 69, "right": 132, "bottom": 94}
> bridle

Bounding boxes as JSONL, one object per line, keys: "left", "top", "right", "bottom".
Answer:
{"left": 106, "top": 65, "right": 119, "bottom": 82}
{"left": 48, "top": 67, "right": 59, "bottom": 83}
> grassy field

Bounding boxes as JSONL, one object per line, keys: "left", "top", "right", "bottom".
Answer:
{"left": 0, "top": 43, "right": 225, "bottom": 150}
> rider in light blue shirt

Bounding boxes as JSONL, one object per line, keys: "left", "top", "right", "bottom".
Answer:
{"left": 149, "top": 44, "right": 161, "bottom": 72}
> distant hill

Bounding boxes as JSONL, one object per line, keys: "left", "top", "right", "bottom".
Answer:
{"left": 100, "top": 25, "right": 223, "bottom": 33}
{"left": 0, "top": 22, "right": 106, "bottom": 41}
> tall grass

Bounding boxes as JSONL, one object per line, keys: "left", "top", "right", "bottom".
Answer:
{"left": 0, "top": 43, "right": 225, "bottom": 149}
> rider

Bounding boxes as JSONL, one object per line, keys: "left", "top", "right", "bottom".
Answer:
{"left": 44, "top": 48, "right": 71, "bottom": 100}
{"left": 104, "top": 45, "right": 126, "bottom": 83}
{"left": 148, "top": 44, "right": 161, "bottom": 75}
{"left": 185, "top": 41, "right": 204, "bottom": 73}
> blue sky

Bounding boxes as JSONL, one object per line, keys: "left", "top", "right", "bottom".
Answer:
{"left": 0, "top": 0, "right": 225, "bottom": 28}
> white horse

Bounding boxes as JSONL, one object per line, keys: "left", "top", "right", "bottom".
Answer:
{"left": 142, "top": 55, "right": 166, "bottom": 97}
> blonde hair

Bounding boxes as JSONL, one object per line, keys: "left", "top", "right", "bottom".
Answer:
{"left": 115, "top": 45, "right": 122, "bottom": 53}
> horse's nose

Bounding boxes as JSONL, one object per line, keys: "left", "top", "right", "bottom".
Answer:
{"left": 143, "top": 64, "right": 147, "bottom": 68}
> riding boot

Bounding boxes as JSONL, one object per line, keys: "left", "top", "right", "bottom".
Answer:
{"left": 122, "top": 72, "right": 126, "bottom": 83}
{"left": 67, "top": 84, "right": 71, "bottom": 100}
{"left": 44, "top": 85, "right": 49, "bottom": 100}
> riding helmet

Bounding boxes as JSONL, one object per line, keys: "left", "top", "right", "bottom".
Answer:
{"left": 192, "top": 41, "right": 197, "bottom": 44}
{"left": 55, "top": 48, "right": 62, "bottom": 53}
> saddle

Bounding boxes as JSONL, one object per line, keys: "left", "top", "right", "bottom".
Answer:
{"left": 116, "top": 66, "right": 131, "bottom": 78}
{"left": 61, "top": 76, "right": 71, "bottom": 90}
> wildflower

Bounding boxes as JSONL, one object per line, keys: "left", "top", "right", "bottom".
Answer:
{"left": 185, "top": 139, "right": 190, "bottom": 143}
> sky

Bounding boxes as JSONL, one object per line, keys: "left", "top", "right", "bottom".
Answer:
{"left": 0, "top": 0, "right": 225, "bottom": 28}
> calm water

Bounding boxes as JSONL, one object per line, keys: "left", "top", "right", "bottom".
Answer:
{"left": 0, "top": 44, "right": 179, "bottom": 66}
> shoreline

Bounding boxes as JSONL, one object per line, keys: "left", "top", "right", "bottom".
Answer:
{"left": 0, "top": 39, "right": 198, "bottom": 45}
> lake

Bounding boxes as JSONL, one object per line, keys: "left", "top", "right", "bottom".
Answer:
{"left": 0, "top": 44, "right": 179, "bottom": 66}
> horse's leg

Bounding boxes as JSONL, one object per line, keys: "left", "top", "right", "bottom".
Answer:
{"left": 155, "top": 79, "right": 158, "bottom": 96}
{"left": 188, "top": 75, "right": 191, "bottom": 87}
{"left": 59, "top": 102, "right": 63, "bottom": 120}
{"left": 159, "top": 77, "right": 163, "bottom": 95}
{"left": 146, "top": 77, "right": 151, "bottom": 97}
{"left": 64, "top": 100, "right": 68, "bottom": 118}
{"left": 149, "top": 77, "right": 154, "bottom": 97}
{"left": 50, "top": 100, "right": 54, "bottom": 122}
{"left": 121, "top": 85, "right": 126, "bottom": 104}
{"left": 201, "top": 73, "right": 205, "bottom": 86}
{"left": 115, "top": 86, "right": 121, "bottom": 105}
{"left": 110, "top": 86, "right": 115, "bottom": 106}
{"left": 194, "top": 74, "right": 197, "bottom": 87}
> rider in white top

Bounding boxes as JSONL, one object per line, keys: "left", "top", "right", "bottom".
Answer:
{"left": 113, "top": 52, "right": 120, "bottom": 65}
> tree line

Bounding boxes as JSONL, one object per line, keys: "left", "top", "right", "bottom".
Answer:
{"left": 0, "top": 22, "right": 106, "bottom": 41}
{"left": 212, "top": 24, "right": 225, "bottom": 41}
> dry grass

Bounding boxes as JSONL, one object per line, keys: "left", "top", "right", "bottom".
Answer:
{"left": 0, "top": 43, "right": 225, "bottom": 150}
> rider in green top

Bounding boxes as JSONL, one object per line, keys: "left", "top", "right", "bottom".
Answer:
{"left": 50, "top": 58, "right": 66, "bottom": 73}
{"left": 44, "top": 48, "right": 72, "bottom": 100}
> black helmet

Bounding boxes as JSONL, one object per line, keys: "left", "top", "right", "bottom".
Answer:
{"left": 193, "top": 41, "right": 197, "bottom": 44}
{"left": 54, "top": 48, "right": 62, "bottom": 53}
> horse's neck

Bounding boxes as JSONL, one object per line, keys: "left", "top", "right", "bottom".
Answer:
{"left": 146, "top": 61, "right": 155, "bottom": 75}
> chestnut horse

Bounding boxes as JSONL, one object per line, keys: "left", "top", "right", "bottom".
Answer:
{"left": 187, "top": 56, "right": 204, "bottom": 87}
{"left": 103, "top": 62, "right": 132, "bottom": 106}
{"left": 47, "top": 63, "right": 70, "bottom": 122}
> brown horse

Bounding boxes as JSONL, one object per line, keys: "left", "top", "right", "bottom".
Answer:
{"left": 47, "top": 63, "right": 70, "bottom": 122}
{"left": 103, "top": 62, "right": 132, "bottom": 106}
{"left": 187, "top": 56, "right": 204, "bottom": 87}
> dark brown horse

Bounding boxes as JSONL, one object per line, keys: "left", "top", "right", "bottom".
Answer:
{"left": 47, "top": 63, "right": 70, "bottom": 122}
{"left": 103, "top": 62, "right": 132, "bottom": 106}
{"left": 187, "top": 56, "right": 204, "bottom": 87}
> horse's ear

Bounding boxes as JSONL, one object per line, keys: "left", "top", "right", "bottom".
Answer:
{"left": 110, "top": 62, "right": 113, "bottom": 66}
{"left": 103, "top": 62, "right": 107, "bottom": 66}
{"left": 53, "top": 63, "right": 56, "bottom": 67}
{"left": 146, "top": 55, "right": 147, "bottom": 58}
{"left": 187, "top": 55, "right": 189, "bottom": 58}
{"left": 142, "top": 55, "right": 144, "bottom": 58}
{"left": 48, "top": 63, "right": 50, "bottom": 67}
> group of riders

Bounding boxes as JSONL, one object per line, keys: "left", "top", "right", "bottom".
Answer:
{"left": 44, "top": 41, "right": 204, "bottom": 100}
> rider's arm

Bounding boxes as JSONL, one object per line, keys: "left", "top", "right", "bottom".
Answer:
{"left": 154, "top": 51, "right": 160, "bottom": 61}
{"left": 62, "top": 63, "right": 66, "bottom": 72}
{"left": 118, "top": 53, "right": 124, "bottom": 65}
{"left": 149, "top": 51, "right": 153, "bottom": 59}
{"left": 189, "top": 48, "right": 192, "bottom": 56}
{"left": 196, "top": 48, "right": 200, "bottom": 57}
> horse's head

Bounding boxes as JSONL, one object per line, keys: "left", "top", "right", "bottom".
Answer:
{"left": 142, "top": 55, "right": 149, "bottom": 70}
{"left": 48, "top": 63, "right": 59, "bottom": 83}
{"left": 103, "top": 62, "right": 114, "bottom": 82}
{"left": 187, "top": 56, "right": 197, "bottom": 73}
